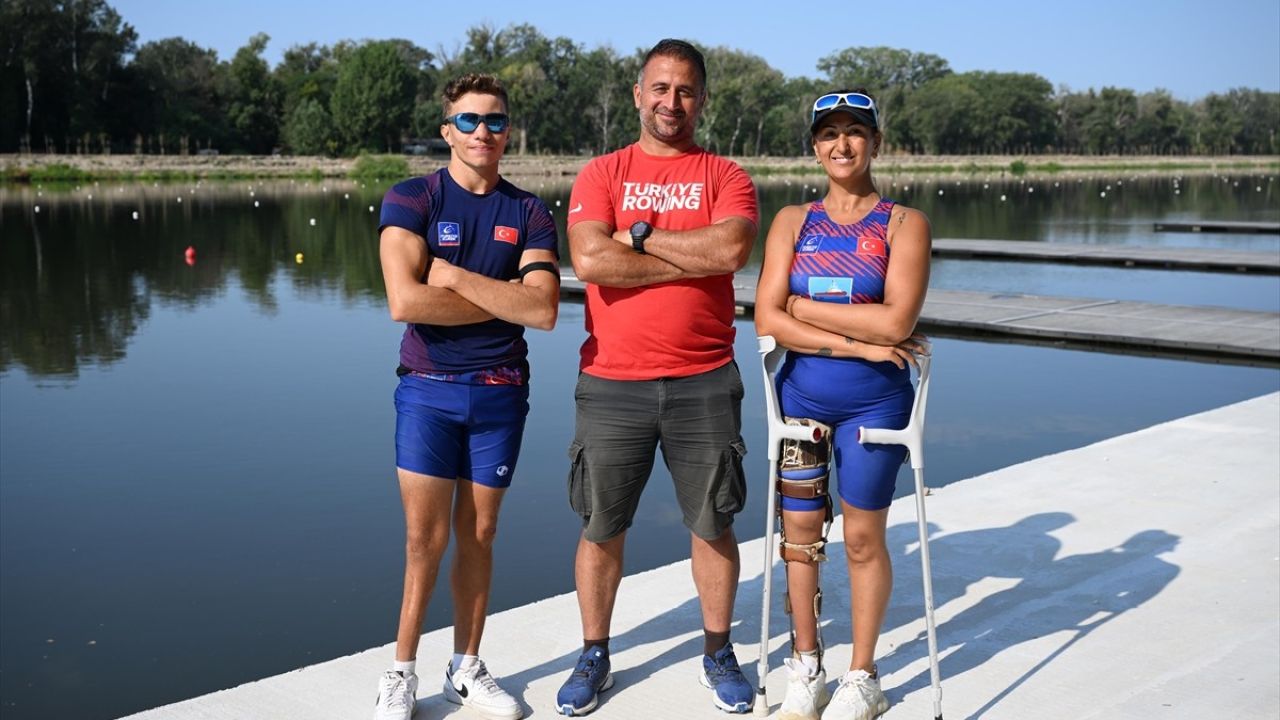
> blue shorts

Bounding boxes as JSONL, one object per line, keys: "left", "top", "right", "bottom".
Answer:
{"left": 776, "top": 354, "right": 912, "bottom": 512}
{"left": 394, "top": 375, "right": 530, "bottom": 488}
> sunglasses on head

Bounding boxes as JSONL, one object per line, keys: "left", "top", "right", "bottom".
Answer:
{"left": 811, "top": 93, "right": 878, "bottom": 126}
{"left": 445, "top": 112, "right": 510, "bottom": 134}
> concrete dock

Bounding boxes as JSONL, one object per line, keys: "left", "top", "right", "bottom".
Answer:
{"left": 931, "top": 239, "right": 1280, "bottom": 274}
{"left": 558, "top": 278, "right": 1280, "bottom": 363}
{"left": 124, "top": 391, "right": 1280, "bottom": 719}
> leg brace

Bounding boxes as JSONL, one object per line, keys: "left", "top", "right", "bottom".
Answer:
{"left": 777, "top": 416, "right": 834, "bottom": 662}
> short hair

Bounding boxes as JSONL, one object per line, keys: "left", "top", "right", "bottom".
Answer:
{"left": 441, "top": 73, "right": 508, "bottom": 117}
{"left": 639, "top": 39, "right": 707, "bottom": 94}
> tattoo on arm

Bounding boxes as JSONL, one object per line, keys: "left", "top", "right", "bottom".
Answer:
{"left": 818, "top": 347, "right": 833, "bottom": 357}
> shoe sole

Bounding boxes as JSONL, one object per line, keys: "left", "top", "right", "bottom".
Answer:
{"left": 699, "top": 672, "right": 754, "bottom": 714}
{"left": 556, "top": 673, "right": 615, "bottom": 716}
{"left": 442, "top": 681, "right": 523, "bottom": 720}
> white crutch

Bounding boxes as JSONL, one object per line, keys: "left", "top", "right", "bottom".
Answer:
{"left": 754, "top": 336, "right": 830, "bottom": 716}
{"left": 859, "top": 346, "right": 942, "bottom": 720}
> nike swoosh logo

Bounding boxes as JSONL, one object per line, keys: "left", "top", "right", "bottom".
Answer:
{"left": 569, "top": 203, "right": 583, "bottom": 214}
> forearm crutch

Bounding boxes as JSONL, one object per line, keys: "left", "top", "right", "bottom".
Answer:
{"left": 859, "top": 347, "right": 942, "bottom": 720}
{"left": 754, "top": 336, "right": 831, "bottom": 716}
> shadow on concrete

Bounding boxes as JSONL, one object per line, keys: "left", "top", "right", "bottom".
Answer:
{"left": 424, "top": 511, "right": 1179, "bottom": 718}
{"left": 871, "top": 515, "right": 1180, "bottom": 718}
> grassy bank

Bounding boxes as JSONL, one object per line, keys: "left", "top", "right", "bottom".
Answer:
{"left": 4, "top": 153, "right": 1276, "bottom": 184}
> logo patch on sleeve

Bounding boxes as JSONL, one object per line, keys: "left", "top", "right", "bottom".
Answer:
{"left": 437, "top": 222, "right": 460, "bottom": 247}
{"left": 494, "top": 225, "right": 519, "bottom": 244}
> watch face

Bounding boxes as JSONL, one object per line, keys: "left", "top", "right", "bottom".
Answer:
{"left": 630, "top": 221, "right": 652, "bottom": 240}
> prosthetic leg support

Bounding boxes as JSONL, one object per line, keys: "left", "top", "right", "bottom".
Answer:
{"left": 777, "top": 417, "right": 834, "bottom": 667}
{"left": 755, "top": 336, "right": 833, "bottom": 716}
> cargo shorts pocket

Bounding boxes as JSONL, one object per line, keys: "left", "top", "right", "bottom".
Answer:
{"left": 713, "top": 439, "right": 748, "bottom": 515}
{"left": 567, "top": 441, "right": 591, "bottom": 517}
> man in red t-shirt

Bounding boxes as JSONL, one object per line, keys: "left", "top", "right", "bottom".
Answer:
{"left": 555, "top": 39, "right": 760, "bottom": 716}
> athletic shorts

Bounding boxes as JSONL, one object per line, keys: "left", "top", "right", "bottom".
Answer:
{"left": 567, "top": 361, "right": 747, "bottom": 543}
{"left": 776, "top": 355, "right": 912, "bottom": 512}
{"left": 394, "top": 374, "right": 530, "bottom": 488}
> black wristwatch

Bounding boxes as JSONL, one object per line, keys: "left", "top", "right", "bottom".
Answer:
{"left": 629, "top": 221, "right": 653, "bottom": 254}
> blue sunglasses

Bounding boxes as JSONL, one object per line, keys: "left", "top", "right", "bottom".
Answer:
{"left": 445, "top": 112, "right": 510, "bottom": 134}
{"left": 811, "top": 93, "right": 878, "bottom": 127}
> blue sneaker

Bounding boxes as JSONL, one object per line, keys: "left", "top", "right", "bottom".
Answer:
{"left": 700, "top": 643, "right": 754, "bottom": 713}
{"left": 555, "top": 645, "right": 614, "bottom": 716}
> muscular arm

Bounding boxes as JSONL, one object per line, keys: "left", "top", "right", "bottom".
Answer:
{"left": 380, "top": 225, "right": 495, "bottom": 326}
{"left": 637, "top": 215, "right": 755, "bottom": 276}
{"left": 570, "top": 215, "right": 756, "bottom": 288}
{"left": 569, "top": 220, "right": 689, "bottom": 288}
{"left": 789, "top": 207, "right": 932, "bottom": 345}
{"left": 427, "top": 249, "right": 559, "bottom": 331}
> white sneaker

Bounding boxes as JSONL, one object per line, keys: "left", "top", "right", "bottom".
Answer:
{"left": 778, "top": 657, "right": 828, "bottom": 720}
{"left": 373, "top": 670, "right": 418, "bottom": 720}
{"left": 443, "top": 658, "right": 524, "bottom": 720}
{"left": 821, "top": 669, "right": 888, "bottom": 720}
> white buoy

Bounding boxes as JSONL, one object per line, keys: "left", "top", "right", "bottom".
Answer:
{"left": 309, "top": 218, "right": 316, "bottom": 226}
{"left": 34, "top": 205, "right": 40, "bottom": 213}
{"left": 1100, "top": 191, "right": 1107, "bottom": 198}
{"left": 132, "top": 211, "right": 139, "bottom": 220}
{"left": 1000, "top": 194, "right": 1007, "bottom": 202}
{"left": 938, "top": 189, "right": 944, "bottom": 195}
{"left": 369, "top": 205, "right": 375, "bottom": 213}
{"left": 254, "top": 200, "right": 260, "bottom": 208}
{"left": 555, "top": 200, "right": 561, "bottom": 207}
{"left": 344, "top": 193, "right": 349, "bottom": 199}
{"left": 177, "top": 197, "right": 182, "bottom": 203}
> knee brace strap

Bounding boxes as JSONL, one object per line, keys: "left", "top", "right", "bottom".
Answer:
{"left": 777, "top": 475, "right": 828, "bottom": 499}
{"left": 780, "top": 538, "right": 827, "bottom": 564}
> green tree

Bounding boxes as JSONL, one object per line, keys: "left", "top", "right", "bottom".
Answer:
{"left": 223, "top": 33, "right": 281, "bottom": 154}
{"left": 132, "top": 37, "right": 225, "bottom": 153}
{"left": 0, "top": 0, "right": 136, "bottom": 153}
{"left": 275, "top": 42, "right": 339, "bottom": 119}
{"left": 283, "top": 97, "right": 336, "bottom": 155}
{"left": 330, "top": 40, "right": 416, "bottom": 152}
{"left": 817, "top": 46, "right": 951, "bottom": 146}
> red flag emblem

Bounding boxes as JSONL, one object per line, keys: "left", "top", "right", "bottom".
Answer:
{"left": 857, "top": 237, "right": 886, "bottom": 256}
{"left": 494, "top": 225, "right": 519, "bottom": 244}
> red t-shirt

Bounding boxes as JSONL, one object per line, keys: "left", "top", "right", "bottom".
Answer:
{"left": 567, "top": 144, "right": 759, "bottom": 380}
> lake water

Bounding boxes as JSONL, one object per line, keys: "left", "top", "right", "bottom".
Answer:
{"left": 1, "top": 173, "right": 1278, "bottom": 719}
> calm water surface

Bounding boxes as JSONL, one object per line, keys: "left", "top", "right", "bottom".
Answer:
{"left": 1, "top": 174, "right": 1278, "bottom": 718}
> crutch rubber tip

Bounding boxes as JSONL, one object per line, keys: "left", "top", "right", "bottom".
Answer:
{"left": 752, "top": 691, "right": 768, "bottom": 717}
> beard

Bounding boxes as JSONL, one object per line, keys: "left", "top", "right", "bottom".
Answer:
{"left": 640, "top": 108, "right": 695, "bottom": 142}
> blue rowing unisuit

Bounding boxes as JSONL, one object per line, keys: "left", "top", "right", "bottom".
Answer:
{"left": 778, "top": 197, "right": 912, "bottom": 512}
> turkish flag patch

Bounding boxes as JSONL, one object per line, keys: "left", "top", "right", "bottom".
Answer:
{"left": 856, "top": 237, "right": 886, "bottom": 256}
{"left": 494, "top": 225, "right": 519, "bottom": 244}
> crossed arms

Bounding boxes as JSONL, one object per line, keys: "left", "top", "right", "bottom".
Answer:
{"left": 567, "top": 216, "right": 756, "bottom": 288}
{"left": 379, "top": 225, "right": 559, "bottom": 331}
{"left": 754, "top": 204, "right": 931, "bottom": 367}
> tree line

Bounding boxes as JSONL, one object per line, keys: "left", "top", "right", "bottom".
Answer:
{"left": 3, "top": 1, "right": 1278, "bottom": 158}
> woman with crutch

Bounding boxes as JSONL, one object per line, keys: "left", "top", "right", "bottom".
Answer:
{"left": 753, "top": 88, "right": 931, "bottom": 720}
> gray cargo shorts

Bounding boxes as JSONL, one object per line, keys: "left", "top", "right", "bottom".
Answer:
{"left": 566, "top": 361, "right": 748, "bottom": 543}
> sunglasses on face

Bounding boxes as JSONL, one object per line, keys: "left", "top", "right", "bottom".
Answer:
{"left": 445, "top": 112, "right": 510, "bottom": 134}
{"left": 811, "top": 93, "right": 878, "bottom": 126}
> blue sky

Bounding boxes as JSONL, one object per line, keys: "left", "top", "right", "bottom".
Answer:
{"left": 112, "top": 0, "right": 1278, "bottom": 101}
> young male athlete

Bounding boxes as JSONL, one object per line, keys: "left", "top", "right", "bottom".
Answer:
{"left": 374, "top": 73, "right": 560, "bottom": 720}
{"left": 554, "top": 39, "right": 760, "bottom": 716}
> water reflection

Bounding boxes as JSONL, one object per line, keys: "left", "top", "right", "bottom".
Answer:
{"left": 3, "top": 174, "right": 1276, "bottom": 379}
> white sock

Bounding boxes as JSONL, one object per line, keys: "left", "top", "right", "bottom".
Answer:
{"left": 799, "top": 650, "right": 821, "bottom": 676}
{"left": 393, "top": 659, "right": 416, "bottom": 676}
{"left": 452, "top": 653, "right": 478, "bottom": 672}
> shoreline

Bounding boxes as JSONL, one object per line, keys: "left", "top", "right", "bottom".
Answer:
{"left": 3, "top": 152, "right": 1277, "bottom": 184}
